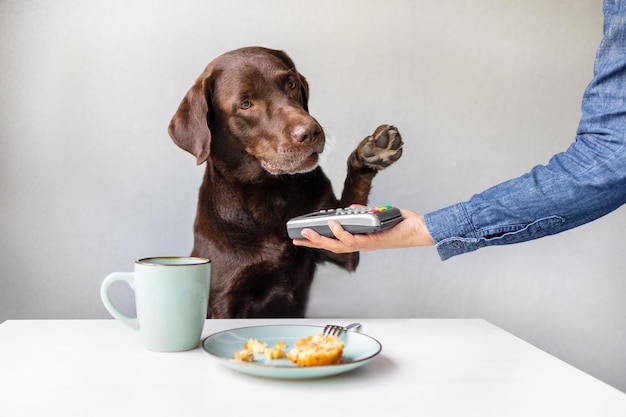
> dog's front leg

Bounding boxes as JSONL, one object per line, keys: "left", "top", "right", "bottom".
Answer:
{"left": 339, "top": 124, "right": 403, "bottom": 206}
{"left": 318, "top": 125, "right": 403, "bottom": 272}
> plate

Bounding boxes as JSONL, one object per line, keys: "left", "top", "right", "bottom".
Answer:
{"left": 201, "top": 324, "right": 382, "bottom": 379}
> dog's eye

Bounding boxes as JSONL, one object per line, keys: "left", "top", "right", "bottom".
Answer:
{"left": 287, "top": 80, "right": 298, "bottom": 90}
{"left": 240, "top": 100, "right": 252, "bottom": 110}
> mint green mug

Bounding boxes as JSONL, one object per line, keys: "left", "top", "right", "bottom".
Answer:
{"left": 100, "top": 257, "right": 211, "bottom": 352}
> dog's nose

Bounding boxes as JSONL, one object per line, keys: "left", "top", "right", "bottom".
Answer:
{"left": 292, "top": 122, "right": 322, "bottom": 143}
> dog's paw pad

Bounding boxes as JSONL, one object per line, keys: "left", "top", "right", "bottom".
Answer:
{"left": 359, "top": 125, "right": 403, "bottom": 170}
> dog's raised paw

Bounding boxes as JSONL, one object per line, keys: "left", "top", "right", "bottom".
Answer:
{"left": 358, "top": 124, "right": 403, "bottom": 170}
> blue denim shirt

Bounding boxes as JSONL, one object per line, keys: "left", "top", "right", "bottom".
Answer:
{"left": 425, "top": 0, "right": 626, "bottom": 261}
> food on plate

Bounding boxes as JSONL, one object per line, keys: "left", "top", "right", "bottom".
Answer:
{"left": 234, "top": 335, "right": 344, "bottom": 366}
{"left": 243, "top": 338, "right": 267, "bottom": 353}
{"left": 234, "top": 349, "right": 254, "bottom": 362}
{"left": 264, "top": 346, "right": 285, "bottom": 360}
{"left": 287, "top": 334, "right": 344, "bottom": 367}
{"left": 234, "top": 339, "right": 286, "bottom": 362}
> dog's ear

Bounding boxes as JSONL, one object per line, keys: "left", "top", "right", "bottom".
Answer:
{"left": 168, "top": 70, "right": 213, "bottom": 165}
{"left": 298, "top": 72, "right": 310, "bottom": 112}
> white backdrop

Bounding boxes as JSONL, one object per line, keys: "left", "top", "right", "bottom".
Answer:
{"left": 2, "top": 0, "right": 625, "bottom": 392}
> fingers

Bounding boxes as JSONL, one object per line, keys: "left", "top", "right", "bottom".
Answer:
{"left": 327, "top": 221, "right": 361, "bottom": 248}
{"left": 292, "top": 221, "right": 361, "bottom": 253}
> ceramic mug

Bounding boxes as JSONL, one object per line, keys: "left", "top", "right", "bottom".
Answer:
{"left": 100, "top": 257, "right": 211, "bottom": 352}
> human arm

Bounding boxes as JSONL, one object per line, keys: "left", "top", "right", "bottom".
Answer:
{"left": 426, "top": 2, "right": 626, "bottom": 260}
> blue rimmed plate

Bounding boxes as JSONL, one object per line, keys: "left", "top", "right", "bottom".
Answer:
{"left": 201, "top": 324, "right": 382, "bottom": 379}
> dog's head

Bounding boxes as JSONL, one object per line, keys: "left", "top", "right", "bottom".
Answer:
{"left": 168, "top": 47, "right": 325, "bottom": 178}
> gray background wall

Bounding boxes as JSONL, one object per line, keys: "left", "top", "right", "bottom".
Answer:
{"left": 2, "top": 0, "right": 625, "bottom": 392}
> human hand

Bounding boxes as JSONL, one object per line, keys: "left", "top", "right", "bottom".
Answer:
{"left": 292, "top": 207, "right": 435, "bottom": 253}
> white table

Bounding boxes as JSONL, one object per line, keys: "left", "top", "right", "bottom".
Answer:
{"left": 1, "top": 319, "right": 625, "bottom": 416}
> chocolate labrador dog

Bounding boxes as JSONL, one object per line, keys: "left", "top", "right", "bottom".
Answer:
{"left": 168, "top": 46, "right": 402, "bottom": 318}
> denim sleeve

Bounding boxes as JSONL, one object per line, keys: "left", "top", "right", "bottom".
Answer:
{"left": 425, "top": 0, "right": 626, "bottom": 261}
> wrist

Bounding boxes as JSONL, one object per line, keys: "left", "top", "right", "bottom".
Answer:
{"left": 412, "top": 215, "right": 435, "bottom": 247}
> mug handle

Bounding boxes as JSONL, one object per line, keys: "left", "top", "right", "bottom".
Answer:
{"left": 100, "top": 272, "right": 139, "bottom": 331}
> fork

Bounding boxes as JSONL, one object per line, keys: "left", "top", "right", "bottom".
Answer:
{"left": 322, "top": 322, "right": 361, "bottom": 337}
